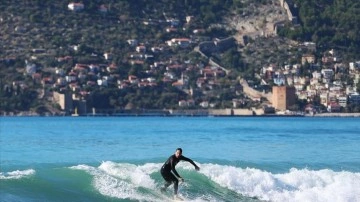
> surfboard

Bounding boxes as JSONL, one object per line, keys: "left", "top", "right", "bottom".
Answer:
{"left": 173, "top": 195, "right": 184, "bottom": 201}
{"left": 160, "top": 188, "right": 186, "bottom": 201}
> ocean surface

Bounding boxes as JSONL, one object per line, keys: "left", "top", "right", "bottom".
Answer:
{"left": 0, "top": 116, "right": 359, "bottom": 202}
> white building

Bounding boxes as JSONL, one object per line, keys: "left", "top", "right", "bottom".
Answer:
{"left": 338, "top": 96, "right": 347, "bottom": 107}
{"left": 68, "top": 3, "right": 84, "bottom": 11}
{"left": 321, "top": 69, "right": 334, "bottom": 79}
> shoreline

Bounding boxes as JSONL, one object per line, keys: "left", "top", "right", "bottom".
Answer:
{"left": 1, "top": 112, "right": 360, "bottom": 117}
{"left": 306, "top": 112, "right": 360, "bottom": 117}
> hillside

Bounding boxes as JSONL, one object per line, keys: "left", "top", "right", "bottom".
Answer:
{"left": 1, "top": 0, "right": 359, "bottom": 115}
{"left": 279, "top": 0, "right": 360, "bottom": 59}
{"left": 0, "top": 0, "right": 281, "bottom": 114}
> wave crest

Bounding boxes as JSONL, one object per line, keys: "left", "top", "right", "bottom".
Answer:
{"left": 0, "top": 169, "right": 36, "bottom": 180}
{"left": 201, "top": 163, "right": 360, "bottom": 202}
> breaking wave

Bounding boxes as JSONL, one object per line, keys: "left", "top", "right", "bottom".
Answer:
{"left": 70, "top": 161, "right": 360, "bottom": 202}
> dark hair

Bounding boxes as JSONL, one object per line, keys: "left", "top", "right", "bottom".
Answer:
{"left": 176, "top": 148, "right": 182, "bottom": 153}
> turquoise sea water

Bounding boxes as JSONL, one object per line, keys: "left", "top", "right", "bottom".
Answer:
{"left": 1, "top": 117, "right": 360, "bottom": 202}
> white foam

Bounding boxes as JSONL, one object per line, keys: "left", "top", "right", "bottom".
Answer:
{"left": 71, "top": 162, "right": 164, "bottom": 201}
{"left": 199, "top": 163, "right": 360, "bottom": 202}
{"left": 0, "top": 169, "right": 35, "bottom": 180}
{"left": 99, "top": 161, "right": 159, "bottom": 189}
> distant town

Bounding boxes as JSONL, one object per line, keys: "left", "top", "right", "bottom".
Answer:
{"left": 1, "top": 1, "right": 360, "bottom": 117}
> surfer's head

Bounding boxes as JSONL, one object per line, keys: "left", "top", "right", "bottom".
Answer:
{"left": 175, "top": 148, "right": 182, "bottom": 158}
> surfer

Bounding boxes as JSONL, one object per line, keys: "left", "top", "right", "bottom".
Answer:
{"left": 160, "top": 148, "right": 200, "bottom": 199}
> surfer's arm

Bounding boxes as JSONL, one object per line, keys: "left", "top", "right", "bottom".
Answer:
{"left": 180, "top": 156, "right": 200, "bottom": 170}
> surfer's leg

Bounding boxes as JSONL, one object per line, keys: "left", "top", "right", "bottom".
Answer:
{"left": 172, "top": 178, "right": 183, "bottom": 200}
{"left": 170, "top": 176, "right": 179, "bottom": 195}
{"left": 161, "top": 171, "right": 173, "bottom": 191}
{"left": 173, "top": 180, "right": 179, "bottom": 195}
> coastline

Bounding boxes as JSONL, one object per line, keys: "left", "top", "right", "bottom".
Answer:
{"left": 1, "top": 110, "right": 360, "bottom": 117}
{"left": 306, "top": 112, "right": 360, "bottom": 117}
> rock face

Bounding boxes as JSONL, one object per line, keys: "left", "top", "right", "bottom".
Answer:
{"left": 225, "top": 0, "right": 289, "bottom": 43}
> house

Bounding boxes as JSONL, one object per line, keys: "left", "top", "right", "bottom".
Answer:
{"left": 86, "top": 80, "right": 96, "bottom": 86}
{"left": 338, "top": 96, "right": 347, "bottom": 107}
{"left": 162, "top": 77, "right": 172, "bottom": 83}
{"left": 301, "top": 54, "right": 315, "bottom": 65}
{"left": 193, "top": 29, "right": 205, "bottom": 34}
{"left": 55, "top": 68, "right": 65, "bottom": 76}
{"left": 328, "top": 102, "right": 341, "bottom": 112}
{"left": 65, "top": 74, "right": 77, "bottom": 83}
{"left": 196, "top": 78, "right": 206, "bottom": 88}
{"left": 164, "top": 72, "right": 177, "bottom": 80}
{"left": 88, "top": 64, "right": 100, "bottom": 73}
{"left": 97, "top": 79, "right": 107, "bottom": 86}
{"left": 186, "top": 16, "right": 194, "bottom": 23}
{"left": 32, "top": 73, "right": 42, "bottom": 83}
{"left": 274, "top": 76, "right": 286, "bottom": 86}
{"left": 349, "top": 61, "right": 360, "bottom": 71}
{"left": 77, "top": 73, "right": 87, "bottom": 82}
{"left": 25, "top": 61, "right": 37, "bottom": 75}
{"left": 167, "top": 38, "right": 191, "bottom": 48}
{"left": 74, "top": 64, "right": 89, "bottom": 72}
{"left": 264, "top": 68, "right": 275, "bottom": 80}
{"left": 200, "top": 66, "right": 225, "bottom": 78}
{"left": 199, "top": 101, "right": 209, "bottom": 108}
{"left": 310, "top": 78, "right": 319, "bottom": 86}
{"left": 349, "top": 93, "right": 360, "bottom": 104}
{"left": 300, "top": 42, "right": 316, "bottom": 52}
{"left": 130, "top": 60, "right": 144, "bottom": 66}
{"left": 146, "top": 77, "right": 156, "bottom": 83}
{"left": 144, "top": 54, "right": 154, "bottom": 60}
{"left": 106, "top": 63, "right": 118, "bottom": 73}
{"left": 137, "top": 82, "right": 148, "bottom": 88}
{"left": 127, "top": 39, "right": 138, "bottom": 47}
{"left": 172, "top": 81, "right": 185, "bottom": 90}
{"left": 322, "top": 56, "right": 335, "bottom": 63}
{"left": 312, "top": 71, "right": 322, "bottom": 79}
{"left": 98, "top": 5, "right": 108, "bottom": 13}
{"left": 57, "top": 56, "right": 73, "bottom": 62}
{"left": 166, "top": 64, "right": 184, "bottom": 71}
{"left": 57, "top": 78, "right": 67, "bottom": 86}
{"left": 104, "top": 52, "right": 112, "bottom": 60}
{"left": 321, "top": 69, "right": 334, "bottom": 79}
{"left": 286, "top": 77, "right": 293, "bottom": 86}
{"left": 151, "top": 47, "right": 163, "bottom": 53}
{"left": 128, "top": 75, "right": 138, "bottom": 84}
{"left": 319, "top": 92, "right": 329, "bottom": 106}
{"left": 296, "top": 90, "right": 308, "bottom": 100}
{"left": 305, "top": 104, "right": 316, "bottom": 114}
{"left": 178, "top": 100, "right": 187, "bottom": 107}
{"left": 136, "top": 45, "right": 146, "bottom": 53}
{"left": 232, "top": 99, "right": 243, "bottom": 108}
{"left": 178, "top": 100, "right": 194, "bottom": 107}
{"left": 118, "top": 82, "right": 129, "bottom": 89}
{"left": 166, "top": 27, "right": 177, "bottom": 33}
{"left": 68, "top": 3, "right": 84, "bottom": 11}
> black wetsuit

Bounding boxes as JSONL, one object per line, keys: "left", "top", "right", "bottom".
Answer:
{"left": 160, "top": 154, "right": 197, "bottom": 194}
